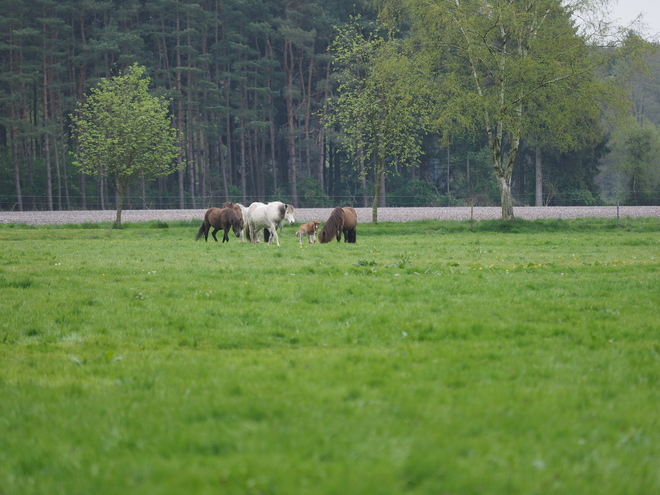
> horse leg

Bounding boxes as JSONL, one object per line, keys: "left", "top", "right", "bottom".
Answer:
{"left": 211, "top": 228, "right": 220, "bottom": 242}
{"left": 222, "top": 227, "right": 230, "bottom": 243}
{"left": 248, "top": 221, "right": 258, "bottom": 244}
{"left": 268, "top": 223, "right": 280, "bottom": 246}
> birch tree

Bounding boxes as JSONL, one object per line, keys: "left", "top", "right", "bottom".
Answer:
{"left": 377, "top": 0, "right": 614, "bottom": 219}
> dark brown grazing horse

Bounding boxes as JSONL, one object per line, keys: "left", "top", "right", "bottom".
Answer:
{"left": 222, "top": 202, "right": 248, "bottom": 241}
{"left": 318, "top": 207, "right": 357, "bottom": 244}
{"left": 195, "top": 207, "right": 243, "bottom": 243}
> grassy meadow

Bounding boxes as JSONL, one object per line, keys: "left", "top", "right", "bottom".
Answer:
{"left": 1, "top": 217, "right": 659, "bottom": 494}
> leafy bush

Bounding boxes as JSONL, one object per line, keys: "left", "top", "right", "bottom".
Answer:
{"left": 388, "top": 179, "right": 442, "bottom": 207}
{"left": 297, "top": 177, "right": 334, "bottom": 207}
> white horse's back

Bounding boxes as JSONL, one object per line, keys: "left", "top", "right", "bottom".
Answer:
{"left": 246, "top": 201, "right": 295, "bottom": 246}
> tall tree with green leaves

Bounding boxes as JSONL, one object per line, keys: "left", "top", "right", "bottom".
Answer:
{"left": 71, "top": 64, "right": 183, "bottom": 227}
{"left": 326, "top": 18, "right": 432, "bottom": 223}
{"left": 376, "top": 0, "right": 616, "bottom": 219}
{"left": 608, "top": 120, "right": 660, "bottom": 204}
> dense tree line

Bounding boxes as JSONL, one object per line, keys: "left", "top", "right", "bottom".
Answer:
{"left": 1, "top": 0, "right": 658, "bottom": 212}
{"left": 0, "top": 0, "right": 367, "bottom": 211}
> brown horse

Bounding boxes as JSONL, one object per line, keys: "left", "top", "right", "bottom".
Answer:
{"left": 318, "top": 207, "right": 357, "bottom": 244}
{"left": 295, "top": 221, "right": 320, "bottom": 245}
{"left": 222, "top": 202, "right": 249, "bottom": 241}
{"left": 195, "top": 207, "right": 243, "bottom": 243}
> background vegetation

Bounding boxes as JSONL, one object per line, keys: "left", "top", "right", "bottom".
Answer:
{"left": 0, "top": 0, "right": 659, "bottom": 212}
{"left": 1, "top": 218, "right": 659, "bottom": 493}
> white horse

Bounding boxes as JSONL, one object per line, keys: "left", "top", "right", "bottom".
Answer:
{"left": 246, "top": 201, "right": 296, "bottom": 246}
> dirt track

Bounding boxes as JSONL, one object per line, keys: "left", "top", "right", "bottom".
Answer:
{"left": 1, "top": 206, "right": 659, "bottom": 226}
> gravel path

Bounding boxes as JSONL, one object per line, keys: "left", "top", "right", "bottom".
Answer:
{"left": 1, "top": 206, "right": 659, "bottom": 225}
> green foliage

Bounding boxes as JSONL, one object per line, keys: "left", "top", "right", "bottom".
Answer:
{"left": 1, "top": 219, "right": 660, "bottom": 493}
{"left": 70, "top": 64, "right": 183, "bottom": 226}
{"left": 373, "top": 0, "right": 621, "bottom": 218}
{"left": 1, "top": 0, "right": 658, "bottom": 211}
{"left": 326, "top": 16, "right": 434, "bottom": 219}
{"left": 388, "top": 179, "right": 442, "bottom": 207}
{"left": 612, "top": 120, "right": 660, "bottom": 204}
{"left": 297, "top": 177, "right": 334, "bottom": 207}
{"left": 328, "top": 17, "right": 432, "bottom": 163}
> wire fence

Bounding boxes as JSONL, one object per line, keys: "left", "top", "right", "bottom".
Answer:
{"left": 1, "top": 191, "right": 660, "bottom": 212}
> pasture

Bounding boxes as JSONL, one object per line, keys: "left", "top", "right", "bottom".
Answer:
{"left": 1, "top": 217, "right": 659, "bottom": 494}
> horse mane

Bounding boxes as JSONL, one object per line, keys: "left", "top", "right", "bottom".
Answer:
{"left": 319, "top": 207, "right": 344, "bottom": 243}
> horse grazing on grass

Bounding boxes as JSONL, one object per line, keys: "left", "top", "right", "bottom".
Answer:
{"left": 318, "top": 207, "right": 357, "bottom": 244}
{"left": 246, "top": 201, "right": 295, "bottom": 246}
{"left": 222, "top": 202, "right": 249, "bottom": 241}
{"left": 195, "top": 207, "right": 243, "bottom": 243}
{"left": 295, "top": 221, "right": 320, "bottom": 245}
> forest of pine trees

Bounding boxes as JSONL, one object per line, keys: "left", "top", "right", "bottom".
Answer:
{"left": 1, "top": 0, "right": 659, "bottom": 211}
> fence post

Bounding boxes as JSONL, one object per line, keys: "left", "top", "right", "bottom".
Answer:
{"left": 616, "top": 194, "right": 620, "bottom": 228}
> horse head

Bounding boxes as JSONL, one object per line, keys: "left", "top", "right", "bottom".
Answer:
{"left": 318, "top": 228, "right": 330, "bottom": 244}
{"left": 232, "top": 216, "right": 243, "bottom": 238}
{"left": 283, "top": 204, "right": 296, "bottom": 225}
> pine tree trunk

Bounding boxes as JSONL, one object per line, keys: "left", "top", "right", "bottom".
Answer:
{"left": 270, "top": 111, "right": 277, "bottom": 194}
{"left": 446, "top": 147, "right": 450, "bottom": 195}
{"left": 44, "top": 134, "right": 53, "bottom": 211}
{"left": 59, "top": 120, "right": 71, "bottom": 209}
{"left": 52, "top": 136, "right": 62, "bottom": 210}
{"left": 11, "top": 127, "right": 23, "bottom": 211}
{"left": 239, "top": 118, "right": 247, "bottom": 204}
{"left": 466, "top": 153, "right": 471, "bottom": 193}
{"left": 285, "top": 40, "right": 298, "bottom": 206}
{"left": 176, "top": 11, "right": 185, "bottom": 209}
{"left": 100, "top": 175, "right": 106, "bottom": 210}
{"left": 25, "top": 140, "right": 36, "bottom": 210}
{"left": 80, "top": 173, "right": 86, "bottom": 210}
{"left": 535, "top": 145, "right": 543, "bottom": 206}
{"left": 8, "top": 30, "right": 22, "bottom": 211}
{"left": 141, "top": 174, "right": 147, "bottom": 209}
{"left": 43, "top": 57, "right": 53, "bottom": 211}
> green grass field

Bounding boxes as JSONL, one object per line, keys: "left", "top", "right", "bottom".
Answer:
{"left": 1, "top": 218, "right": 659, "bottom": 494}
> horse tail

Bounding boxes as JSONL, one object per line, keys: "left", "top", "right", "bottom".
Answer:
{"left": 195, "top": 222, "right": 206, "bottom": 241}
